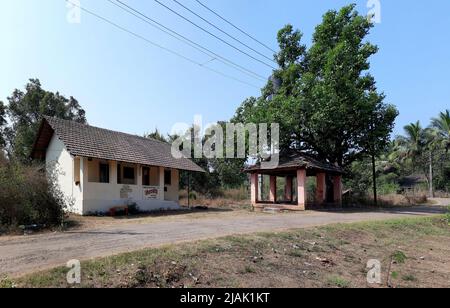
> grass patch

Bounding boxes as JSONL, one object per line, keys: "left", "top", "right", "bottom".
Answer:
{"left": 445, "top": 206, "right": 450, "bottom": 226}
{"left": 402, "top": 274, "right": 418, "bottom": 282}
{"left": 392, "top": 251, "right": 407, "bottom": 264}
{"left": 0, "top": 276, "right": 16, "bottom": 289}
{"left": 391, "top": 271, "right": 399, "bottom": 279}
{"left": 328, "top": 276, "right": 351, "bottom": 288}
{"left": 14, "top": 216, "right": 450, "bottom": 288}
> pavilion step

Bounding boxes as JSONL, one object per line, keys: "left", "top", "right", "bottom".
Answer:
{"left": 263, "top": 207, "right": 283, "bottom": 214}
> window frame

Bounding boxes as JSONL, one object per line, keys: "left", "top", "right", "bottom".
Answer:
{"left": 164, "top": 169, "right": 172, "bottom": 186}
{"left": 142, "top": 166, "right": 150, "bottom": 186}
{"left": 99, "top": 162, "right": 110, "bottom": 184}
{"left": 123, "top": 166, "right": 135, "bottom": 180}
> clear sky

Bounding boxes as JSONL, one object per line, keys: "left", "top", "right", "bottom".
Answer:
{"left": 1, "top": 0, "right": 449, "bottom": 137}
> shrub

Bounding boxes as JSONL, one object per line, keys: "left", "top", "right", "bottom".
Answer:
{"left": 0, "top": 160, "right": 70, "bottom": 230}
{"left": 392, "top": 251, "right": 407, "bottom": 264}
{"left": 128, "top": 203, "right": 140, "bottom": 215}
{"left": 445, "top": 207, "right": 450, "bottom": 226}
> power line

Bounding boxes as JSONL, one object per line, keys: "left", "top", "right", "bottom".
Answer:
{"left": 195, "top": 0, "right": 277, "bottom": 54}
{"left": 65, "top": 1, "right": 260, "bottom": 88}
{"left": 109, "top": 0, "right": 266, "bottom": 81}
{"left": 152, "top": 0, "right": 277, "bottom": 70}
{"left": 171, "top": 0, "right": 275, "bottom": 64}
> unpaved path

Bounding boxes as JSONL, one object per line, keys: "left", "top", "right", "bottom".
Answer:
{"left": 0, "top": 205, "right": 447, "bottom": 277}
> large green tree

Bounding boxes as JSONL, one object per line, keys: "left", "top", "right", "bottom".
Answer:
{"left": 6, "top": 79, "right": 86, "bottom": 161}
{"left": 235, "top": 5, "right": 398, "bottom": 167}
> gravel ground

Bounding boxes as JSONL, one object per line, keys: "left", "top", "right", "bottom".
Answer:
{"left": 0, "top": 203, "right": 447, "bottom": 277}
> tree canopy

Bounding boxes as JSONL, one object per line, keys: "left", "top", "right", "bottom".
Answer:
{"left": 432, "top": 110, "right": 450, "bottom": 152}
{"left": 6, "top": 79, "right": 86, "bottom": 161}
{"left": 234, "top": 4, "right": 398, "bottom": 167}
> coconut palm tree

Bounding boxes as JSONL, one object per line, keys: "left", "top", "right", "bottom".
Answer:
{"left": 396, "top": 121, "right": 436, "bottom": 197}
{"left": 398, "top": 121, "right": 426, "bottom": 164}
{"left": 431, "top": 110, "right": 450, "bottom": 153}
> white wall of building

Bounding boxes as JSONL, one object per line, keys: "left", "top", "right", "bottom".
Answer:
{"left": 46, "top": 135, "right": 83, "bottom": 214}
{"left": 45, "top": 134, "right": 182, "bottom": 215}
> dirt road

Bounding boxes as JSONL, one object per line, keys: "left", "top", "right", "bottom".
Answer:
{"left": 0, "top": 205, "right": 446, "bottom": 277}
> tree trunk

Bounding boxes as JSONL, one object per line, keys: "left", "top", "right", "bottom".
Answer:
{"left": 372, "top": 153, "right": 378, "bottom": 206}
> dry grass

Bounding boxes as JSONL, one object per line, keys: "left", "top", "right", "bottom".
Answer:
{"left": 378, "top": 194, "right": 428, "bottom": 206}
{"left": 8, "top": 216, "right": 450, "bottom": 288}
{"left": 179, "top": 188, "right": 251, "bottom": 210}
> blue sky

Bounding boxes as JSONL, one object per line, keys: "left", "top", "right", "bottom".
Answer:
{"left": 1, "top": 0, "right": 449, "bottom": 137}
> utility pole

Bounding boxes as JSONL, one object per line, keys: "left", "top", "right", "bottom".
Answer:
{"left": 429, "top": 151, "right": 434, "bottom": 198}
{"left": 370, "top": 115, "right": 378, "bottom": 207}
{"left": 187, "top": 172, "right": 191, "bottom": 209}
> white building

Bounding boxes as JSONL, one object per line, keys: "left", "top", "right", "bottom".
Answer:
{"left": 31, "top": 117, "right": 204, "bottom": 215}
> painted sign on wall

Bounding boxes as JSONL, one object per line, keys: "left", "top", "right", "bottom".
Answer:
{"left": 143, "top": 186, "right": 159, "bottom": 200}
{"left": 120, "top": 185, "right": 133, "bottom": 199}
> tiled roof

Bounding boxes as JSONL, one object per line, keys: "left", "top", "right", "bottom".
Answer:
{"left": 33, "top": 117, "right": 204, "bottom": 173}
{"left": 244, "top": 151, "right": 344, "bottom": 174}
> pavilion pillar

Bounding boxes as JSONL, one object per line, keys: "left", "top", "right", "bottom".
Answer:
{"left": 315, "top": 173, "right": 326, "bottom": 205}
{"left": 297, "top": 169, "right": 307, "bottom": 211}
{"left": 250, "top": 173, "right": 259, "bottom": 205}
{"left": 269, "top": 176, "right": 277, "bottom": 203}
{"left": 285, "top": 176, "right": 293, "bottom": 202}
{"left": 258, "top": 175, "right": 263, "bottom": 201}
{"left": 333, "top": 175, "right": 343, "bottom": 206}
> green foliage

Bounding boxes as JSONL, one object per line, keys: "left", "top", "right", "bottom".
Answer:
{"left": 348, "top": 109, "right": 450, "bottom": 197}
{"left": 6, "top": 79, "right": 86, "bottom": 162}
{"left": 402, "top": 274, "right": 417, "bottom": 282}
{"left": 128, "top": 203, "right": 140, "bottom": 215}
{"left": 234, "top": 5, "right": 398, "bottom": 167}
{"left": 177, "top": 122, "right": 247, "bottom": 196}
{"left": 0, "top": 276, "right": 16, "bottom": 289}
{"left": 431, "top": 110, "right": 450, "bottom": 152}
{"left": 0, "top": 101, "right": 6, "bottom": 148}
{"left": 0, "top": 159, "right": 70, "bottom": 229}
{"left": 377, "top": 174, "right": 400, "bottom": 195}
{"left": 328, "top": 276, "right": 350, "bottom": 288}
{"left": 445, "top": 207, "right": 450, "bottom": 226}
{"left": 392, "top": 251, "right": 407, "bottom": 264}
{"left": 144, "top": 128, "right": 168, "bottom": 143}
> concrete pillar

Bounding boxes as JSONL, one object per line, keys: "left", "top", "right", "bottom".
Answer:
{"left": 297, "top": 169, "right": 307, "bottom": 211}
{"left": 258, "top": 175, "right": 263, "bottom": 201}
{"left": 333, "top": 175, "right": 343, "bottom": 206}
{"left": 137, "top": 164, "right": 142, "bottom": 187}
{"left": 159, "top": 167, "right": 165, "bottom": 201}
{"left": 250, "top": 173, "right": 259, "bottom": 205}
{"left": 80, "top": 157, "right": 88, "bottom": 193}
{"left": 285, "top": 176, "right": 293, "bottom": 202}
{"left": 315, "top": 173, "right": 326, "bottom": 205}
{"left": 269, "top": 176, "right": 277, "bottom": 203}
{"left": 110, "top": 161, "right": 117, "bottom": 185}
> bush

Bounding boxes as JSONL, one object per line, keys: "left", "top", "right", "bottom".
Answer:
{"left": 445, "top": 207, "right": 450, "bottom": 226}
{"left": 0, "top": 160, "right": 70, "bottom": 230}
{"left": 128, "top": 203, "right": 140, "bottom": 215}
